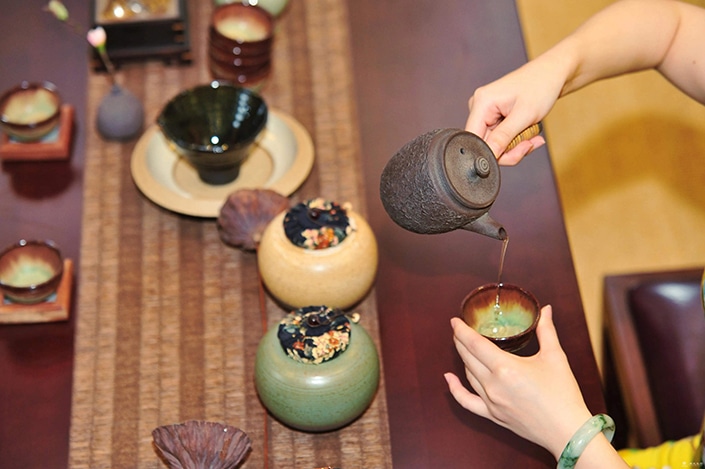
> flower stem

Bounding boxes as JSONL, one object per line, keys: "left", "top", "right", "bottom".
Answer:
{"left": 97, "top": 47, "right": 117, "bottom": 86}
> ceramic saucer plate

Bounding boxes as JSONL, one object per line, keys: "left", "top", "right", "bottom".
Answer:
{"left": 130, "top": 109, "right": 314, "bottom": 217}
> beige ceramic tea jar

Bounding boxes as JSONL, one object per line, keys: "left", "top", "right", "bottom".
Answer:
{"left": 257, "top": 198, "right": 378, "bottom": 310}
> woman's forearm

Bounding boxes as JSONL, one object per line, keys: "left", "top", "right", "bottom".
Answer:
{"left": 464, "top": 0, "right": 705, "bottom": 162}
{"left": 574, "top": 434, "right": 630, "bottom": 469}
{"left": 538, "top": 0, "right": 705, "bottom": 102}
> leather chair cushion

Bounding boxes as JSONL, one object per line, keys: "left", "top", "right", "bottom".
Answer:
{"left": 628, "top": 278, "right": 705, "bottom": 440}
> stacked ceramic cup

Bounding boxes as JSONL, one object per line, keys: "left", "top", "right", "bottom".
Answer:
{"left": 208, "top": 3, "right": 274, "bottom": 88}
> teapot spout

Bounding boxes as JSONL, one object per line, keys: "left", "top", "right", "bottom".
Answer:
{"left": 460, "top": 212, "right": 507, "bottom": 240}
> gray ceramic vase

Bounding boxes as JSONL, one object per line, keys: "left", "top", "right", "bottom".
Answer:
{"left": 96, "top": 84, "right": 144, "bottom": 141}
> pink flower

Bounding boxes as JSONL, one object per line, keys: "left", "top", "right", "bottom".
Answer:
{"left": 86, "top": 27, "right": 107, "bottom": 50}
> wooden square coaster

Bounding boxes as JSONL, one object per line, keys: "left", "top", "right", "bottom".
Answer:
{"left": 0, "top": 105, "right": 74, "bottom": 161}
{"left": 0, "top": 258, "right": 73, "bottom": 324}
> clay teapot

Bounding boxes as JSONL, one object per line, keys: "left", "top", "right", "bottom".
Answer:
{"left": 380, "top": 127, "right": 507, "bottom": 240}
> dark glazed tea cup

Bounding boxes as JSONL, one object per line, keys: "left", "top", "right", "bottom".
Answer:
{"left": 0, "top": 81, "right": 62, "bottom": 142}
{"left": 0, "top": 239, "right": 64, "bottom": 304}
{"left": 210, "top": 3, "right": 274, "bottom": 50}
{"left": 461, "top": 283, "right": 540, "bottom": 353}
{"left": 208, "top": 4, "right": 274, "bottom": 87}
{"left": 157, "top": 81, "right": 268, "bottom": 185}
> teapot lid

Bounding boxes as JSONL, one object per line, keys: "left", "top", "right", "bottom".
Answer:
{"left": 277, "top": 305, "right": 355, "bottom": 364}
{"left": 439, "top": 131, "right": 500, "bottom": 210}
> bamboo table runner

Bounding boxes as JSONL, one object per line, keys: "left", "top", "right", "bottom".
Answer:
{"left": 69, "top": 1, "right": 392, "bottom": 467}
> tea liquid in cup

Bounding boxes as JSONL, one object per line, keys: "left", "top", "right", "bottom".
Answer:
{"left": 461, "top": 283, "right": 540, "bottom": 353}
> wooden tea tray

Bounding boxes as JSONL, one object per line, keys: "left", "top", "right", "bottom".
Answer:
{"left": 0, "top": 105, "right": 74, "bottom": 161}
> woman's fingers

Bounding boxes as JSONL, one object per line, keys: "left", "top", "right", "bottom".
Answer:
{"left": 534, "top": 305, "right": 563, "bottom": 354}
{"left": 444, "top": 372, "right": 493, "bottom": 420}
{"left": 450, "top": 317, "right": 506, "bottom": 370}
{"left": 497, "top": 136, "right": 546, "bottom": 165}
{"left": 464, "top": 96, "right": 502, "bottom": 140}
{"left": 452, "top": 332, "right": 491, "bottom": 378}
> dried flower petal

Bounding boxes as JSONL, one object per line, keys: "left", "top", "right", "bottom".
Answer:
{"left": 152, "top": 420, "right": 251, "bottom": 469}
{"left": 217, "top": 189, "right": 290, "bottom": 251}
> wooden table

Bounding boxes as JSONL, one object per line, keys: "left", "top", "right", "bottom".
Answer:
{"left": 348, "top": 1, "right": 604, "bottom": 466}
{"left": 0, "top": 0, "right": 86, "bottom": 466}
{"left": 0, "top": 1, "right": 604, "bottom": 468}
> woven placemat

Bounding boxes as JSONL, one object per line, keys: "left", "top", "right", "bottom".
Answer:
{"left": 69, "top": 1, "right": 391, "bottom": 467}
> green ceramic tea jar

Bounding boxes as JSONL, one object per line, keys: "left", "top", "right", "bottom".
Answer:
{"left": 254, "top": 306, "right": 380, "bottom": 432}
{"left": 257, "top": 198, "right": 378, "bottom": 310}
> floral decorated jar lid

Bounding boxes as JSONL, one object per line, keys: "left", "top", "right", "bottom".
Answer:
{"left": 283, "top": 198, "right": 356, "bottom": 249}
{"left": 277, "top": 305, "right": 360, "bottom": 364}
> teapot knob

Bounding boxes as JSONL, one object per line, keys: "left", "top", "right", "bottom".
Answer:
{"left": 475, "top": 156, "right": 491, "bottom": 178}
